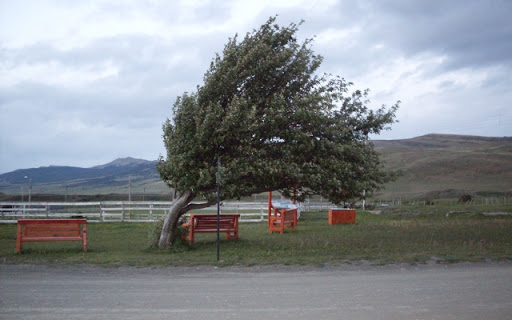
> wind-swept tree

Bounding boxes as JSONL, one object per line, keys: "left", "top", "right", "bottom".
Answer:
{"left": 156, "top": 17, "right": 399, "bottom": 248}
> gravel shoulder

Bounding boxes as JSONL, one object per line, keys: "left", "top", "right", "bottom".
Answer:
{"left": 2, "top": 261, "right": 512, "bottom": 320}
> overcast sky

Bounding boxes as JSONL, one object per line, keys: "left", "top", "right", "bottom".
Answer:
{"left": 1, "top": 0, "right": 511, "bottom": 174}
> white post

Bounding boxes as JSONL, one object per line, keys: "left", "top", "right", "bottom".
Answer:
{"left": 129, "top": 175, "right": 131, "bottom": 202}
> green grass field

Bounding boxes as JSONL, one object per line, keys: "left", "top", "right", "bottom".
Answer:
{"left": 1, "top": 206, "right": 511, "bottom": 267}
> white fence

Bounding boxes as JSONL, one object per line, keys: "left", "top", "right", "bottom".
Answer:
{"left": 0, "top": 200, "right": 333, "bottom": 224}
{"left": 0, "top": 201, "right": 265, "bottom": 223}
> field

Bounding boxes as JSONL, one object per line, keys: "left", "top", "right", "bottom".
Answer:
{"left": 1, "top": 203, "right": 511, "bottom": 266}
{"left": 374, "top": 134, "right": 512, "bottom": 199}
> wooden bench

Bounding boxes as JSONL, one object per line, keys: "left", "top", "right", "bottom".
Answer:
{"left": 184, "top": 214, "right": 240, "bottom": 245}
{"left": 16, "top": 219, "right": 87, "bottom": 253}
{"left": 269, "top": 208, "right": 297, "bottom": 234}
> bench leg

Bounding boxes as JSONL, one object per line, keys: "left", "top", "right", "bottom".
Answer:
{"left": 16, "top": 224, "right": 22, "bottom": 253}
{"left": 83, "top": 225, "right": 88, "bottom": 252}
{"left": 189, "top": 230, "right": 194, "bottom": 245}
{"left": 225, "top": 229, "right": 239, "bottom": 240}
{"left": 269, "top": 217, "right": 285, "bottom": 234}
{"left": 268, "top": 217, "right": 275, "bottom": 234}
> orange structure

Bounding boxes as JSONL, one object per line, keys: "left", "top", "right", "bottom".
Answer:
{"left": 183, "top": 214, "right": 240, "bottom": 245}
{"left": 268, "top": 191, "right": 298, "bottom": 234}
{"left": 328, "top": 208, "right": 356, "bottom": 225}
{"left": 17, "top": 219, "right": 88, "bottom": 253}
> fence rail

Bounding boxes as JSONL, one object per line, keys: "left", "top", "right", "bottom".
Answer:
{"left": 0, "top": 200, "right": 336, "bottom": 224}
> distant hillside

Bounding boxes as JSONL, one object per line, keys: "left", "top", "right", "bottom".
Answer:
{"left": 1, "top": 135, "right": 511, "bottom": 199}
{"left": 0, "top": 157, "right": 168, "bottom": 195}
{"left": 373, "top": 134, "right": 512, "bottom": 199}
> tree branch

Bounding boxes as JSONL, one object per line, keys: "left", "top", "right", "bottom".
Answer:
{"left": 182, "top": 199, "right": 217, "bottom": 213}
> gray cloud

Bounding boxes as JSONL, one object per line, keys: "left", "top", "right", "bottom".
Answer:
{"left": 1, "top": 0, "right": 511, "bottom": 174}
{"left": 363, "top": 0, "right": 512, "bottom": 69}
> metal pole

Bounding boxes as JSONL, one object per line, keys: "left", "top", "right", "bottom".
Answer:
{"left": 363, "top": 133, "right": 368, "bottom": 210}
{"left": 216, "top": 158, "right": 221, "bottom": 261}
{"left": 216, "top": 182, "right": 220, "bottom": 261}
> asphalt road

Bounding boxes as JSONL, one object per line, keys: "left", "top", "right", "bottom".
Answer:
{"left": 1, "top": 262, "right": 511, "bottom": 320}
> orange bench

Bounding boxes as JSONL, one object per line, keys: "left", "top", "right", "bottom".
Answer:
{"left": 16, "top": 219, "right": 87, "bottom": 253}
{"left": 269, "top": 208, "right": 297, "bottom": 234}
{"left": 267, "top": 192, "right": 299, "bottom": 234}
{"left": 184, "top": 214, "right": 240, "bottom": 245}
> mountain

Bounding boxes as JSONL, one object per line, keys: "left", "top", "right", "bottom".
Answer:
{"left": 372, "top": 134, "right": 512, "bottom": 199}
{"left": 1, "top": 135, "right": 511, "bottom": 199}
{"left": 92, "top": 157, "right": 151, "bottom": 169}
{"left": 0, "top": 157, "right": 168, "bottom": 195}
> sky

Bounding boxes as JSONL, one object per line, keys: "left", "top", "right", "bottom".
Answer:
{"left": 1, "top": 0, "right": 511, "bottom": 174}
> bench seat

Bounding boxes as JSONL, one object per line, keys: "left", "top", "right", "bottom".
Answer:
{"left": 184, "top": 214, "right": 240, "bottom": 245}
{"left": 16, "top": 219, "right": 87, "bottom": 252}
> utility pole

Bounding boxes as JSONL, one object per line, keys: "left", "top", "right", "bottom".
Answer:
{"left": 25, "top": 176, "right": 32, "bottom": 203}
{"left": 129, "top": 175, "right": 132, "bottom": 202}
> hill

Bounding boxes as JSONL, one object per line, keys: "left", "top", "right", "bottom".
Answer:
{"left": 373, "top": 134, "right": 512, "bottom": 199}
{"left": 0, "top": 157, "right": 169, "bottom": 196}
{"left": 1, "top": 135, "right": 511, "bottom": 200}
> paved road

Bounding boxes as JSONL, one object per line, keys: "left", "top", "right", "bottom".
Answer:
{"left": 1, "top": 262, "right": 511, "bottom": 320}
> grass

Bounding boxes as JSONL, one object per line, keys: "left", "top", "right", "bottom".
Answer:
{"left": 1, "top": 206, "right": 511, "bottom": 267}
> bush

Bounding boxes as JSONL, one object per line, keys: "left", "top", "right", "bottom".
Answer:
{"left": 147, "top": 216, "right": 190, "bottom": 249}
{"left": 458, "top": 194, "right": 472, "bottom": 203}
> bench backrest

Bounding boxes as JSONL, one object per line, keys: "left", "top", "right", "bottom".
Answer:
{"left": 18, "top": 219, "right": 87, "bottom": 237}
{"left": 281, "top": 209, "right": 296, "bottom": 223}
{"left": 190, "top": 214, "right": 239, "bottom": 230}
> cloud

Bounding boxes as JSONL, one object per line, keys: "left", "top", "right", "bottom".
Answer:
{"left": 1, "top": 0, "right": 511, "bottom": 174}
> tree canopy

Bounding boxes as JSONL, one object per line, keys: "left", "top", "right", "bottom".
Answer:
{"left": 156, "top": 17, "right": 399, "bottom": 247}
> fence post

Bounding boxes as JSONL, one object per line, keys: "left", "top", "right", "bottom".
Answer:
{"left": 45, "top": 204, "right": 49, "bottom": 218}
{"left": 149, "top": 204, "right": 153, "bottom": 220}
{"left": 100, "top": 203, "right": 104, "bottom": 222}
{"left": 121, "top": 203, "right": 125, "bottom": 222}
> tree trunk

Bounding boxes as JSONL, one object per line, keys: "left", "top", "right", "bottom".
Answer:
{"left": 158, "top": 190, "right": 194, "bottom": 249}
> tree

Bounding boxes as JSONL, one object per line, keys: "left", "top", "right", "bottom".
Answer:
{"left": 156, "top": 17, "right": 399, "bottom": 248}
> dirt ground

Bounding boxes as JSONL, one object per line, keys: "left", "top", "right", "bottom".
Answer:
{"left": 1, "top": 261, "right": 511, "bottom": 319}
